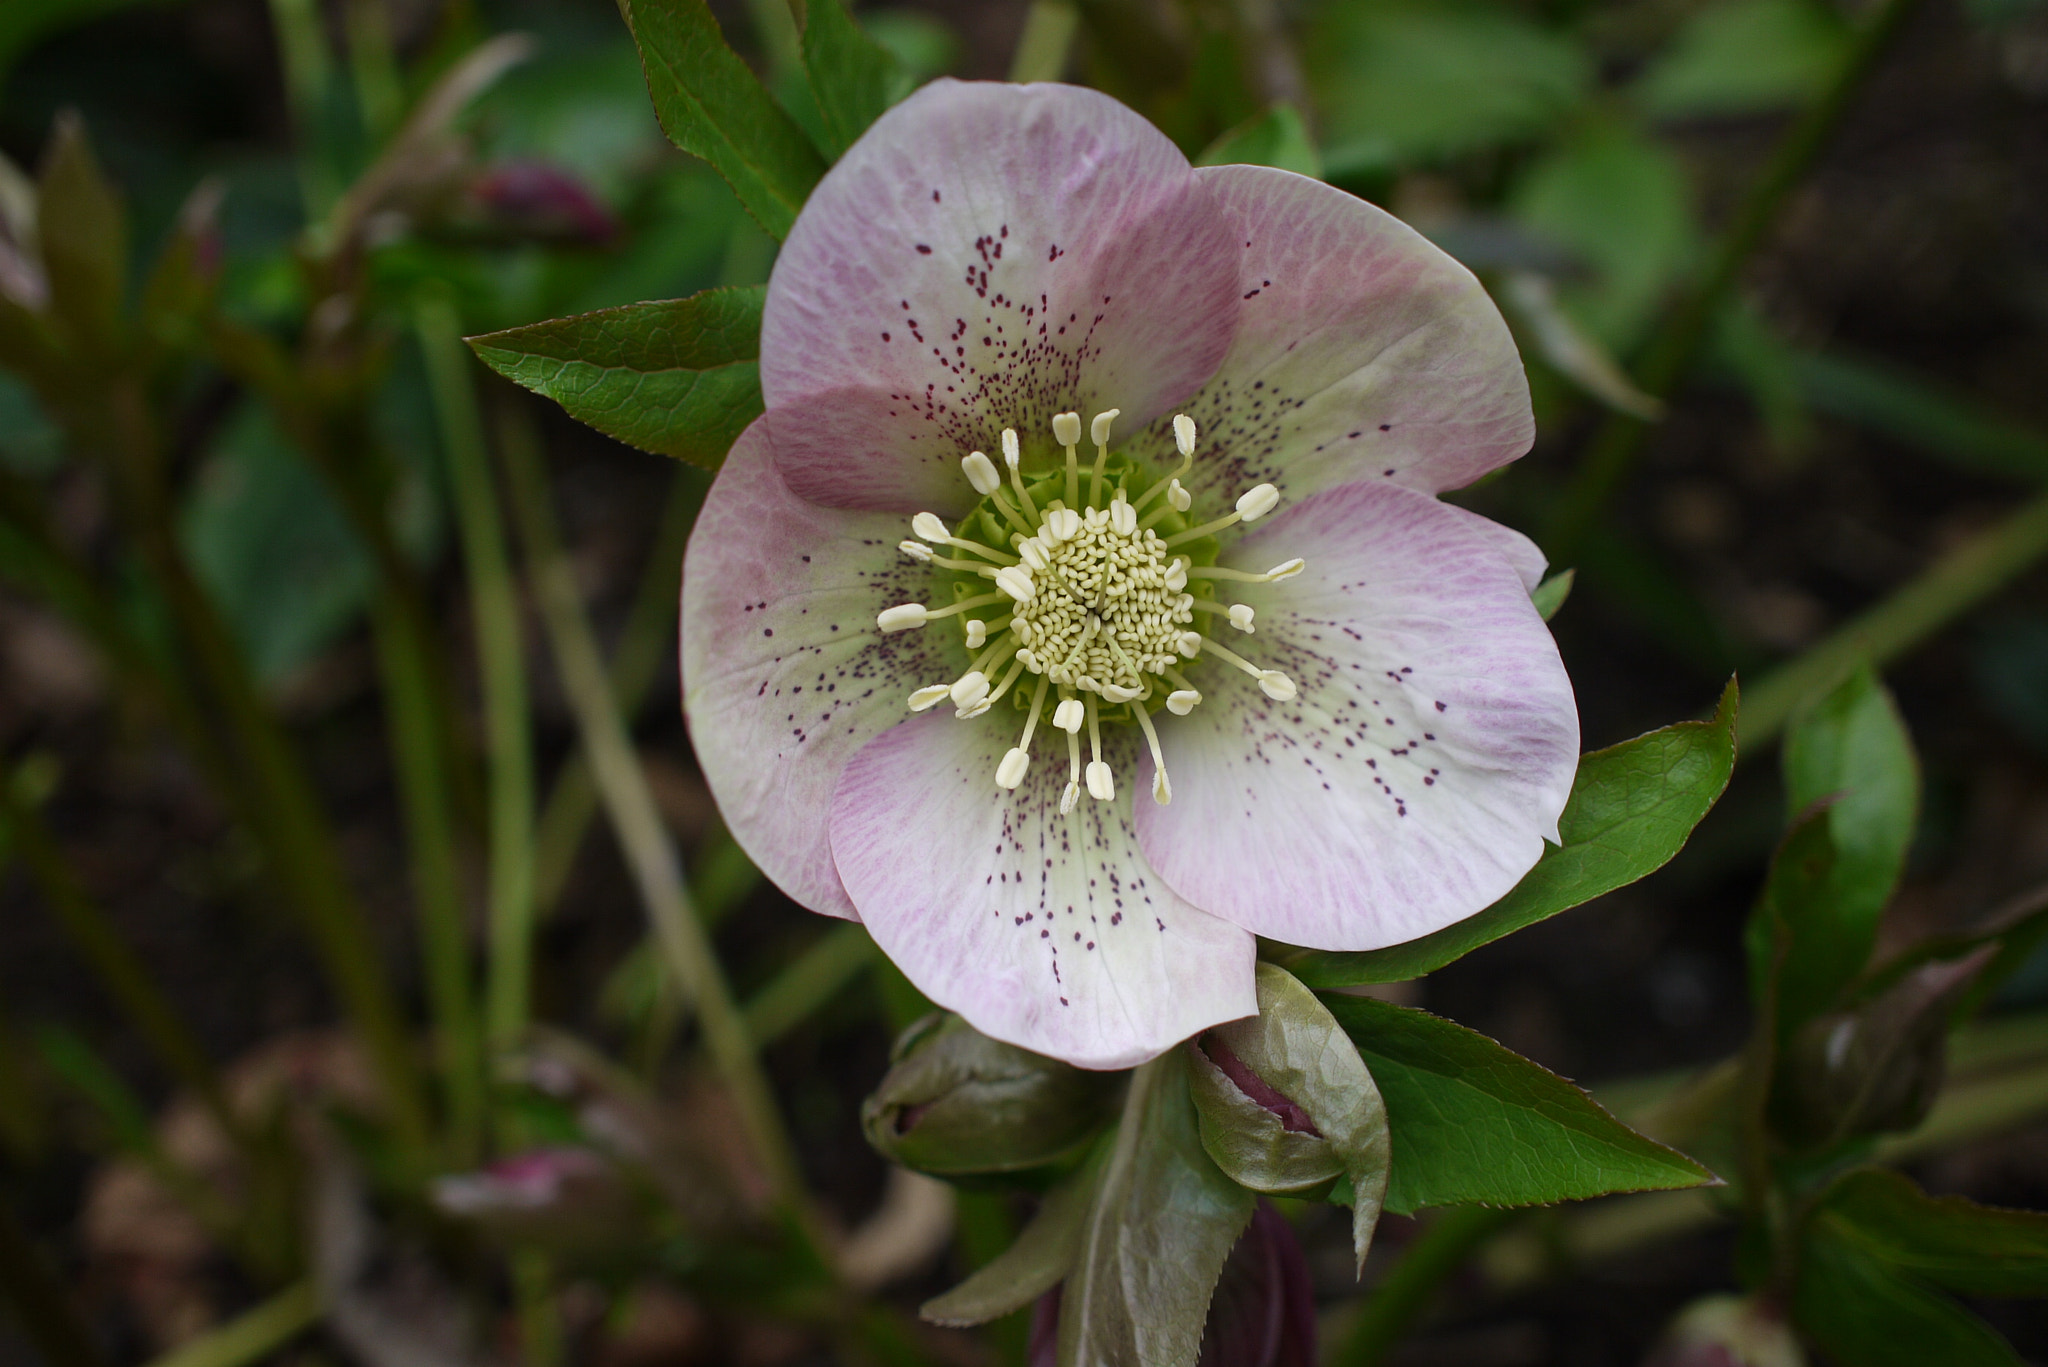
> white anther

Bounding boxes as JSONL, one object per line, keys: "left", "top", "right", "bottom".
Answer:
{"left": 1090, "top": 409, "right": 1119, "bottom": 446}
{"left": 962, "top": 451, "right": 1000, "bottom": 495}
{"left": 994, "top": 566, "right": 1035, "bottom": 602}
{"left": 951, "top": 672, "right": 990, "bottom": 709}
{"left": 878, "top": 603, "right": 929, "bottom": 632}
{"left": 965, "top": 620, "right": 988, "bottom": 649}
{"left": 899, "top": 540, "right": 934, "bottom": 562}
{"left": 1060, "top": 780, "right": 1080, "bottom": 814}
{"left": 908, "top": 684, "right": 952, "bottom": 712}
{"left": 1235, "top": 483, "right": 1280, "bottom": 521}
{"left": 1056, "top": 508, "right": 1082, "bottom": 540}
{"left": 1153, "top": 767, "right": 1172, "bottom": 805}
{"left": 1166, "top": 689, "right": 1201, "bottom": 715}
{"left": 1110, "top": 497, "right": 1137, "bottom": 536}
{"left": 1001, "top": 428, "right": 1021, "bottom": 468}
{"left": 1177, "top": 631, "right": 1203, "bottom": 657}
{"left": 1165, "top": 560, "right": 1188, "bottom": 592}
{"left": 1228, "top": 604, "right": 1255, "bottom": 633}
{"left": 1053, "top": 700, "right": 1085, "bottom": 733}
{"left": 912, "top": 512, "right": 950, "bottom": 542}
{"left": 1173, "top": 414, "right": 1196, "bottom": 457}
{"left": 1258, "top": 670, "right": 1297, "bottom": 701}
{"left": 996, "top": 746, "right": 1031, "bottom": 789}
{"left": 1086, "top": 760, "right": 1115, "bottom": 801}
{"left": 1017, "top": 538, "right": 1049, "bottom": 571}
{"left": 956, "top": 697, "right": 994, "bottom": 719}
{"left": 1099, "top": 683, "right": 1143, "bottom": 703}
{"left": 1168, "top": 479, "right": 1191, "bottom": 512}
{"left": 1266, "top": 558, "right": 1305, "bottom": 582}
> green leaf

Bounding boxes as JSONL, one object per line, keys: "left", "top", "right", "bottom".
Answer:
{"left": 921, "top": 1157, "right": 1095, "bottom": 1327}
{"left": 800, "top": 0, "right": 911, "bottom": 161}
{"left": 1321, "top": 995, "right": 1713, "bottom": 1214}
{"left": 1820, "top": 1167, "right": 2048, "bottom": 1298}
{"left": 1057, "top": 1052, "right": 1254, "bottom": 1367}
{"left": 1499, "top": 270, "right": 1665, "bottom": 420}
{"left": 619, "top": 0, "right": 827, "bottom": 240}
{"left": 1531, "top": 567, "right": 1575, "bottom": 622}
{"left": 1778, "top": 665, "right": 1918, "bottom": 1027}
{"left": 36, "top": 111, "right": 128, "bottom": 357}
{"left": 1796, "top": 1216, "right": 2022, "bottom": 1367}
{"left": 1743, "top": 800, "right": 1838, "bottom": 1032}
{"left": 1635, "top": 0, "right": 1850, "bottom": 121}
{"left": 1307, "top": 3, "right": 1592, "bottom": 175}
{"left": 1188, "top": 963, "right": 1390, "bottom": 1270}
{"left": 1288, "top": 680, "right": 1736, "bottom": 987}
{"left": 1194, "top": 104, "right": 1323, "bottom": 179}
{"left": 467, "top": 287, "right": 765, "bottom": 469}
{"left": 1786, "top": 349, "right": 2048, "bottom": 485}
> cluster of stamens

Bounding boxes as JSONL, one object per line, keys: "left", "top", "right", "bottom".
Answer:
{"left": 877, "top": 409, "right": 1305, "bottom": 810}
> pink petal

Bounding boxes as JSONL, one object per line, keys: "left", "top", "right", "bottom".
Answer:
{"left": 830, "top": 712, "right": 1257, "bottom": 1069}
{"left": 1135, "top": 481, "right": 1578, "bottom": 952}
{"left": 1125, "top": 166, "right": 1532, "bottom": 507}
{"left": 764, "top": 386, "right": 979, "bottom": 516}
{"left": 681, "top": 418, "right": 954, "bottom": 919}
{"left": 760, "top": 80, "right": 1241, "bottom": 492}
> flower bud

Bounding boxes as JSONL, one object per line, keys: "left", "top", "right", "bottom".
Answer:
{"left": 1643, "top": 1294, "right": 1805, "bottom": 1367}
{"left": 861, "top": 1014, "right": 1119, "bottom": 1176}
{"left": 1769, "top": 947, "right": 1994, "bottom": 1150}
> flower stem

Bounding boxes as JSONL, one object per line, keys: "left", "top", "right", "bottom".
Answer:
{"left": 1328, "top": 1206, "right": 1517, "bottom": 1367}
{"left": 143, "top": 1281, "right": 322, "bottom": 1367}
{"left": 1542, "top": 0, "right": 1926, "bottom": 562}
{"left": 495, "top": 404, "right": 826, "bottom": 1248}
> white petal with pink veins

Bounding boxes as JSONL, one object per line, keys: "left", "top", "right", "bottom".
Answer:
{"left": 1123, "top": 166, "right": 1533, "bottom": 507}
{"left": 761, "top": 80, "right": 1241, "bottom": 471}
{"left": 1136, "top": 481, "right": 1578, "bottom": 952}
{"left": 831, "top": 712, "right": 1257, "bottom": 1070}
{"left": 681, "top": 419, "right": 956, "bottom": 919}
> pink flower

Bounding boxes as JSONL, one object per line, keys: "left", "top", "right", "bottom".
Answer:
{"left": 682, "top": 81, "right": 1578, "bottom": 1069}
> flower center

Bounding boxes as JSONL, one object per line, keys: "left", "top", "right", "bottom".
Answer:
{"left": 876, "top": 410, "right": 1306, "bottom": 811}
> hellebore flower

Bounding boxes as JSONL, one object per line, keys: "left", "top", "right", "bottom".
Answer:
{"left": 682, "top": 81, "right": 1578, "bottom": 1069}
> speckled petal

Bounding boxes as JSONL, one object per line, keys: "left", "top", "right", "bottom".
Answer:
{"left": 681, "top": 418, "right": 957, "bottom": 919}
{"left": 830, "top": 712, "right": 1258, "bottom": 1069}
{"left": 1125, "top": 166, "right": 1532, "bottom": 507}
{"left": 760, "top": 80, "right": 1241, "bottom": 485}
{"left": 763, "top": 386, "right": 979, "bottom": 517}
{"left": 1136, "top": 481, "right": 1578, "bottom": 952}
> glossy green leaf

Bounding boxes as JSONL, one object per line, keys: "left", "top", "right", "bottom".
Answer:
{"left": 468, "top": 287, "right": 764, "bottom": 470}
{"left": 619, "top": 0, "right": 826, "bottom": 240}
{"left": 1194, "top": 104, "right": 1323, "bottom": 179}
{"left": 1057, "top": 1052, "right": 1254, "bottom": 1367}
{"left": 1190, "top": 964, "right": 1389, "bottom": 1269}
{"left": 1288, "top": 680, "right": 1736, "bottom": 987}
{"left": 1743, "top": 801, "right": 1838, "bottom": 1031}
{"left": 1777, "top": 665, "right": 1917, "bottom": 1027}
{"left": 800, "top": 0, "right": 911, "bottom": 161}
{"left": 1636, "top": 0, "right": 1850, "bottom": 121}
{"left": 1796, "top": 1217, "right": 2022, "bottom": 1367}
{"left": 1531, "top": 568, "right": 1575, "bottom": 621}
{"left": 1322, "top": 995, "right": 1712, "bottom": 1214}
{"left": 1820, "top": 1167, "right": 2048, "bottom": 1298}
{"left": 36, "top": 112, "right": 127, "bottom": 357}
{"left": 921, "top": 1156, "right": 1095, "bottom": 1327}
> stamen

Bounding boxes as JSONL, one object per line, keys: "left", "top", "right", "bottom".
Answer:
{"left": 979, "top": 652, "right": 1030, "bottom": 708}
{"left": 1088, "top": 408, "right": 1118, "bottom": 506}
{"left": 908, "top": 684, "right": 952, "bottom": 712}
{"left": 1187, "top": 600, "right": 1256, "bottom": 632}
{"left": 1165, "top": 559, "right": 1188, "bottom": 591}
{"left": 993, "top": 566, "right": 1035, "bottom": 602}
{"left": 964, "top": 619, "right": 987, "bottom": 649}
{"left": 1084, "top": 695, "right": 1111, "bottom": 802}
{"left": 961, "top": 451, "right": 1000, "bottom": 496}
{"left": 1134, "top": 414, "right": 1196, "bottom": 514}
{"left": 1002, "top": 428, "right": 1039, "bottom": 521}
{"left": 1053, "top": 412, "right": 1082, "bottom": 506}
{"left": 1176, "top": 630, "right": 1202, "bottom": 657}
{"left": 950, "top": 672, "right": 989, "bottom": 709}
{"left": 923, "top": 591, "right": 1006, "bottom": 621}
{"left": 1133, "top": 703, "right": 1171, "bottom": 805}
{"left": 1061, "top": 726, "right": 1082, "bottom": 814}
{"left": 1189, "top": 559, "right": 1304, "bottom": 583}
{"left": 1053, "top": 697, "right": 1085, "bottom": 733}
{"left": 1235, "top": 484, "right": 1280, "bottom": 521}
{"left": 996, "top": 675, "right": 1053, "bottom": 790}
{"left": 1109, "top": 492, "right": 1137, "bottom": 536}
{"left": 899, "top": 540, "right": 933, "bottom": 562}
{"left": 877, "top": 604, "right": 928, "bottom": 632}
{"left": 911, "top": 511, "right": 1019, "bottom": 564}
{"left": 1199, "top": 637, "right": 1298, "bottom": 700}
{"left": 1166, "top": 689, "right": 1201, "bottom": 715}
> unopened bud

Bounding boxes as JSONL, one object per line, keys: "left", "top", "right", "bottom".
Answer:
{"left": 861, "top": 1014, "right": 1118, "bottom": 1176}
{"left": 1644, "top": 1295, "right": 1805, "bottom": 1367}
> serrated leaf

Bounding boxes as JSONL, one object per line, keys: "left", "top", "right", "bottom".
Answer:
{"left": 1058, "top": 1052, "right": 1254, "bottom": 1367}
{"left": 1321, "top": 995, "right": 1713, "bottom": 1214}
{"left": 1777, "top": 665, "right": 1918, "bottom": 1028}
{"left": 620, "top": 0, "right": 826, "bottom": 240}
{"left": 1288, "top": 680, "right": 1736, "bottom": 987}
{"left": 468, "top": 288, "right": 764, "bottom": 469}
{"left": 36, "top": 111, "right": 127, "bottom": 357}
{"left": 1819, "top": 1167, "right": 2048, "bottom": 1299}
{"left": 800, "top": 0, "right": 911, "bottom": 161}
{"left": 1194, "top": 104, "right": 1323, "bottom": 179}
{"left": 921, "top": 1154, "right": 1095, "bottom": 1327}
{"left": 1796, "top": 1216, "right": 2022, "bottom": 1367}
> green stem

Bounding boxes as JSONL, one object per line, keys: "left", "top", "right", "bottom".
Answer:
{"left": 419, "top": 291, "right": 537, "bottom": 1054}
{"left": 1738, "top": 486, "right": 2048, "bottom": 751}
{"left": 1009, "top": 1, "right": 1081, "bottom": 83}
{"left": 145, "top": 1281, "right": 320, "bottom": 1367}
{"left": 0, "top": 1198, "right": 106, "bottom": 1367}
{"left": 742, "top": 922, "right": 879, "bottom": 1047}
{"left": 1330, "top": 1206, "right": 1517, "bottom": 1367}
{"left": 265, "top": 0, "right": 341, "bottom": 219}
{"left": 495, "top": 404, "right": 824, "bottom": 1249}
{"left": 1542, "top": 0, "right": 1925, "bottom": 561}
{"left": 344, "top": 0, "right": 405, "bottom": 141}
